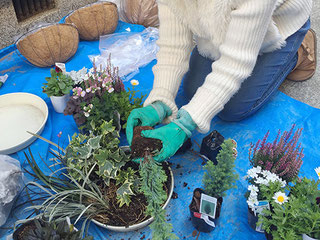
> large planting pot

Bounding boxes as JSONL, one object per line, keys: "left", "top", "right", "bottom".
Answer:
{"left": 16, "top": 23, "right": 79, "bottom": 67}
{"left": 91, "top": 146, "right": 174, "bottom": 232}
{"left": 65, "top": 2, "right": 118, "bottom": 41}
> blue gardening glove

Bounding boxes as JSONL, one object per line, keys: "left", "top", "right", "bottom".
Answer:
{"left": 140, "top": 109, "right": 197, "bottom": 162}
{"left": 126, "top": 101, "right": 172, "bottom": 145}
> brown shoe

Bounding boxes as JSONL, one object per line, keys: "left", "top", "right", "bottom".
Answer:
{"left": 287, "top": 29, "right": 317, "bottom": 82}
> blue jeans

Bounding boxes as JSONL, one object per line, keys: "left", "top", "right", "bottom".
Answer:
{"left": 183, "top": 20, "right": 310, "bottom": 121}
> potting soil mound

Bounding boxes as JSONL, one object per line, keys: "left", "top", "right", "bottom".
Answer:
{"left": 1, "top": 20, "right": 320, "bottom": 240}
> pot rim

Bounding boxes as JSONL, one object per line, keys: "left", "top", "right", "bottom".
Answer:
{"left": 91, "top": 157, "right": 174, "bottom": 232}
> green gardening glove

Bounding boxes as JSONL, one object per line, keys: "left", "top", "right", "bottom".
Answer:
{"left": 140, "top": 109, "right": 197, "bottom": 162}
{"left": 126, "top": 101, "right": 172, "bottom": 145}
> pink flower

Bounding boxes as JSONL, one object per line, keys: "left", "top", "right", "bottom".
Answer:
{"left": 57, "top": 131, "right": 62, "bottom": 138}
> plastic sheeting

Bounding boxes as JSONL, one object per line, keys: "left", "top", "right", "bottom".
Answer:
{"left": 1, "top": 21, "right": 320, "bottom": 240}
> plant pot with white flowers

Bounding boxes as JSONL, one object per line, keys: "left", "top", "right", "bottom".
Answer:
{"left": 246, "top": 125, "right": 304, "bottom": 233}
{"left": 42, "top": 65, "right": 73, "bottom": 113}
{"left": 259, "top": 175, "right": 320, "bottom": 240}
{"left": 189, "top": 139, "right": 238, "bottom": 233}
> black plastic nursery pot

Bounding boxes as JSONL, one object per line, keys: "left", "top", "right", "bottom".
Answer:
{"left": 200, "top": 130, "right": 224, "bottom": 164}
{"left": 189, "top": 188, "right": 223, "bottom": 233}
{"left": 13, "top": 220, "right": 36, "bottom": 240}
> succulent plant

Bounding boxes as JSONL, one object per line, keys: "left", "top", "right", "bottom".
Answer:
{"left": 14, "top": 218, "right": 93, "bottom": 240}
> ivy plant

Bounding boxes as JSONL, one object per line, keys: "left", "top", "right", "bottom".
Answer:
{"left": 42, "top": 68, "right": 73, "bottom": 97}
{"left": 65, "top": 120, "right": 130, "bottom": 185}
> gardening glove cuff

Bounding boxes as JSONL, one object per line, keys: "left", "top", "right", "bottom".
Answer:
{"left": 150, "top": 101, "right": 172, "bottom": 123}
{"left": 172, "top": 109, "right": 197, "bottom": 138}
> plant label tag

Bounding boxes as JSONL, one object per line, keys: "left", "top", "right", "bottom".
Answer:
{"left": 254, "top": 200, "right": 269, "bottom": 233}
{"left": 201, "top": 214, "right": 216, "bottom": 228}
{"left": 253, "top": 200, "right": 269, "bottom": 216}
{"left": 200, "top": 193, "right": 217, "bottom": 219}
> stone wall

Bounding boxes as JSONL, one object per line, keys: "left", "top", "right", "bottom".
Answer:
{"left": 0, "top": 0, "right": 97, "bottom": 49}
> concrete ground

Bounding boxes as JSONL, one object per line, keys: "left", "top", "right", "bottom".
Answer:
{"left": 280, "top": 2, "right": 319, "bottom": 108}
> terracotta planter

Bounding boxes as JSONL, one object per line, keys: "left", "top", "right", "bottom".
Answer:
{"left": 189, "top": 188, "right": 223, "bottom": 233}
{"left": 50, "top": 94, "right": 69, "bottom": 113}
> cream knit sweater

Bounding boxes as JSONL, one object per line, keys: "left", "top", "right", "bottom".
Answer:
{"left": 144, "top": 0, "right": 312, "bottom": 133}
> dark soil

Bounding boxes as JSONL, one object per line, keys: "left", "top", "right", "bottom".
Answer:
{"left": 13, "top": 221, "right": 36, "bottom": 240}
{"left": 183, "top": 182, "right": 188, "bottom": 187}
{"left": 130, "top": 126, "right": 163, "bottom": 159}
{"left": 172, "top": 191, "right": 178, "bottom": 199}
{"left": 93, "top": 161, "right": 172, "bottom": 227}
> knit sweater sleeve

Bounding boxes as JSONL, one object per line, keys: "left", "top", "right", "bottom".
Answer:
{"left": 182, "top": 0, "right": 278, "bottom": 133}
{"left": 143, "top": 3, "right": 193, "bottom": 118}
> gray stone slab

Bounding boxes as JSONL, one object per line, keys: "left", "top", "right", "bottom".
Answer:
{"left": 280, "top": 1, "right": 320, "bottom": 109}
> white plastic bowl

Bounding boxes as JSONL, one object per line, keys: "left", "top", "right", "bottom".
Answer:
{"left": 0, "top": 93, "right": 48, "bottom": 154}
{"left": 91, "top": 164, "right": 174, "bottom": 232}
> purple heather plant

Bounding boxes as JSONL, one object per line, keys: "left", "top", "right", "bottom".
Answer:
{"left": 249, "top": 125, "right": 304, "bottom": 182}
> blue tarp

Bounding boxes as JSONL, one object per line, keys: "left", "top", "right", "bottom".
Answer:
{"left": 1, "top": 21, "right": 320, "bottom": 240}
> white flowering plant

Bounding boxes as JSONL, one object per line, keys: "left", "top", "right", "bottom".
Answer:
{"left": 63, "top": 58, "right": 145, "bottom": 132}
{"left": 258, "top": 168, "right": 320, "bottom": 239}
{"left": 245, "top": 166, "right": 287, "bottom": 210}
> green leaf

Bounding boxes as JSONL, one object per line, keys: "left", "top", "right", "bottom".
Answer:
{"left": 88, "top": 136, "right": 101, "bottom": 149}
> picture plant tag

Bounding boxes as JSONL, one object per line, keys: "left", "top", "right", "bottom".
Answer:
{"left": 200, "top": 193, "right": 217, "bottom": 219}
{"left": 254, "top": 200, "right": 269, "bottom": 233}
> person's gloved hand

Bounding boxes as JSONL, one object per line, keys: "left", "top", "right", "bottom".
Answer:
{"left": 126, "top": 101, "right": 172, "bottom": 145}
{"left": 141, "top": 109, "right": 197, "bottom": 162}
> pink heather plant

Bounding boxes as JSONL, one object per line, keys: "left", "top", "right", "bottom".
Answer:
{"left": 249, "top": 124, "right": 304, "bottom": 182}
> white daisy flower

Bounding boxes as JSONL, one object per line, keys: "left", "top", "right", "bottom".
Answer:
{"left": 86, "top": 88, "right": 91, "bottom": 93}
{"left": 315, "top": 167, "right": 320, "bottom": 179}
{"left": 273, "top": 192, "right": 288, "bottom": 205}
{"left": 130, "top": 79, "right": 139, "bottom": 86}
{"left": 84, "top": 112, "right": 90, "bottom": 118}
{"left": 80, "top": 91, "right": 86, "bottom": 97}
{"left": 108, "top": 87, "right": 114, "bottom": 93}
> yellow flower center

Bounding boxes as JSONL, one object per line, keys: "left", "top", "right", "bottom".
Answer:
{"left": 317, "top": 172, "right": 320, "bottom": 178}
{"left": 277, "top": 196, "right": 285, "bottom": 202}
{"left": 132, "top": 82, "right": 138, "bottom": 86}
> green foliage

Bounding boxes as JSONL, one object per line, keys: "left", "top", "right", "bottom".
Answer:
{"left": 139, "top": 155, "right": 178, "bottom": 240}
{"left": 259, "top": 177, "right": 320, "bottom": 239}
{"left": 18, "top": 218, "right": 93, "bottom": 240}
{"left": 115, "top": 167, "right": 140, "bottom": 207}
{"left": 65, "top": 120, "right": 130, "bottom": 185}
{"left": 42, "top": 68, "right": 73, "bottom": 97}
{"left": 202, "top": 139, "right": 238, "bottom": 198}
{"left": 82, "top": 87, "right": 144, "bottom": 131}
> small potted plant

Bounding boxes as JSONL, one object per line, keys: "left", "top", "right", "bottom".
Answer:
{"left": 63, "top": 57, "right": 144, "bottom": 132}
{"left": 42, "top": 64, "right": 73, "bottom": 113}
{"left": 245, "top": 166, "right": 287, "bottom": 233}
{"left": 246, "top": 125, "right": 304, "bottom": 233}
{"left": 259, "top": 173, "right": 320, "bottom": 240}
{"left": 189, "top": 139, "right": 238, "bottom": 233}
{"left": 12, "top": 217, "right": 92, "bottom": 240}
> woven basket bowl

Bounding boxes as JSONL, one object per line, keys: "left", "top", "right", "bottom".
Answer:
{"left": 65, "top": 2, "right": 118, "bottom": 41}
{"left": 16, "top": 23, "right": 79, "bottom": 68}
{"left": 123, "top": 0, "right": 159, "bottom": 27}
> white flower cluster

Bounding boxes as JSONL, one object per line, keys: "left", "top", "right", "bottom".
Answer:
{"left": 66, "top": 67, "right": 95, "bottom": 85}
{"left": 246, "top": 166, "right": 286, "bottom": 209}
{"left": 83, "top": 104, "right": 93, "bottom": 118}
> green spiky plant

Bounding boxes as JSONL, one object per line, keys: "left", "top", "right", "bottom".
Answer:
{"left": 14, "top": 218, "right": 93, "bottom": 240}
{"left": 203, "top": 139, "right": 238, "bottom": 198}
{"left": 139, "top": 153, "right": 178, "bottom": 240}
